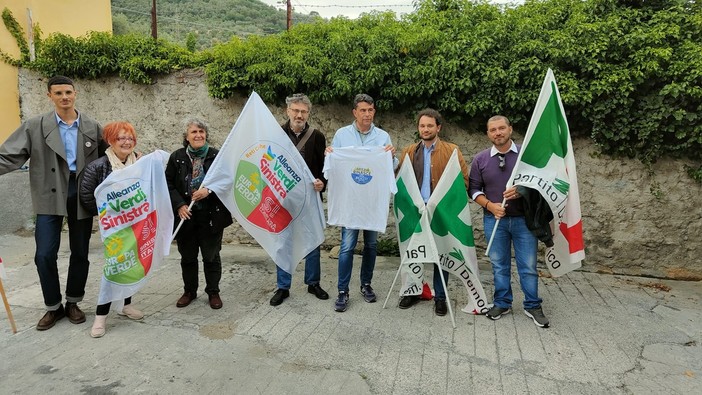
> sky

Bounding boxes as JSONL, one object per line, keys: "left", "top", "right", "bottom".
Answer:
{"left": 260, "top": 1, "right": 416, "bottom": 19}
{"left": 261, "top": 1, "right": 520, "bottom": 20}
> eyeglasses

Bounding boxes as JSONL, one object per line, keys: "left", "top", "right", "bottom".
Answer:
{"left": 116, "top": 137, "right": 135, "bottom": 142}
{"left": 288, "top": 108, "right": 309, "bottom": 115}
{"left": 498, "top": 154, "right": 506, "bottom": 171}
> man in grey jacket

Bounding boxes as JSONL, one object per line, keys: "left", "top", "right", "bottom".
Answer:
{"left": 0, "top": 76, "right": 107, "bottom": 330}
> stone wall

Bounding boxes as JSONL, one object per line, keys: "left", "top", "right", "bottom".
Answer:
{"left": 14, "top": 69, "right": 702, "bottom": 280}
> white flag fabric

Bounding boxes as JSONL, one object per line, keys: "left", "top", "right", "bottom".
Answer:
{"left": 323, "top": 146, "right": 397, "bottom": 232}
{"left": 426, "top": 150, "right": 490, "bottom": 314}
{"left": 393, "top": 155, "right": 439, "bottom": 296}
{"left": 393, "top": 151, "right": 489, "bottom": 314}
{"left": 94, "top": 150, "right": 173, "bottom": 307}
{"left": 201, "top": 92, "right": 325, "bottom": 275}
{"left": 510, "top": 69, "right": 585, "bottom": 277}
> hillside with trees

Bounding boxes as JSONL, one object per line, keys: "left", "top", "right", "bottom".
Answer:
{"left": 111, "top": 0, "right": 319, "bottom": 49}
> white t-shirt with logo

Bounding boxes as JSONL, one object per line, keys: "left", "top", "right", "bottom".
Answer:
{"left": 323, "top": 146, "right": 397, "bottom": 232}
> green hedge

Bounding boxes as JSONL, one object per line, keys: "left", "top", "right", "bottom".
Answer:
{"left": 2, "top": 0, "right": 701, "bottom": 178}
{"left": 32, "top": 32, "right": 197, "bottom": 84}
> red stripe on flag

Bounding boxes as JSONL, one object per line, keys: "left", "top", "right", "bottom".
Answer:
{"left": 559, "top": 220, "right": 584, "bottom": 254}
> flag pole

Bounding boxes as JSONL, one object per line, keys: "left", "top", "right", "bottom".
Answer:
{"left": 435, "top": 263, "right": 456, "bottom": 328}
{"left": 484, "top": 198, "right": 507, "bottom": 256}
{"left": 0, "top": 277, "right": 17, "bottom": 334}
{"left": 171, "top": 200, "right": 195, "bottom": 241}
{"left": 382, "top": 264, "right": 403, "bottom": 309}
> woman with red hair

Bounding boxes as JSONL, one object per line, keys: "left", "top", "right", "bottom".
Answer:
{"left": 80, "top": 121, "right": 144, "bottom": 338}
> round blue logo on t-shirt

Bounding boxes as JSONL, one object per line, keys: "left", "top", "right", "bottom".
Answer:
{"left": 351, "top": 167, "right": 372, "bottom": 184}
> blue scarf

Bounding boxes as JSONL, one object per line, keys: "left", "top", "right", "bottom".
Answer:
{"left": 187, "top": 143, "right": 209, "bottom": 209}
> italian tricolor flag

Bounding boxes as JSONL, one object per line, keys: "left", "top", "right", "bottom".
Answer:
{"left": 510, "top": 69, "right": 585, "bottom": 277}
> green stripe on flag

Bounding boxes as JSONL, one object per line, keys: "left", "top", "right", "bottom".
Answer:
{"left": 394, "top": 178, "right": 422, "bottom": 243}
{"left": 553, "top": 178, "right": 570, "bottom": 195}
{"left": 430, "top": 174, "right": 474, "bottom": 247}
{"left": 520, "top": 82, "right": 570, "bottom": 169}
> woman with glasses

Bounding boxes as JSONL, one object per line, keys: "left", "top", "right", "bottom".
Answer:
{"left": 80, "top": 121, "right": 144, "bottom": 338}
{"left": 165, "top": 118, "right": 232, "bottom": 310}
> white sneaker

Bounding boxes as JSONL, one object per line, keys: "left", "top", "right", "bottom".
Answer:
{"left": 118, "top": 304, "right": 144, "bottom": 320}
{"left": 91, "top": 315, "right": 107, "bottom": 338}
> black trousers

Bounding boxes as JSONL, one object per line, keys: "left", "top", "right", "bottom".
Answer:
{"left": 34, "top": 174, "right": 93, "bottom": 309}
{"left": 95, "top": 297, "right": 132, "bottom": 316}
{"left": 177, "top": 212, "right": 223, "bottom": 295}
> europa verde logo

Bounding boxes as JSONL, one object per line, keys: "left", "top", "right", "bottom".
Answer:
{"left": 233, "top": 142, "right": 307, "bottom": 233}
{"left": 103, "top": 211, "right": 158, "bottom": 285}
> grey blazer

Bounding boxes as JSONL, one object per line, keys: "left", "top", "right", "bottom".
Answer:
{"left": 0, "top": 110, "right": 105, "bottom": 220}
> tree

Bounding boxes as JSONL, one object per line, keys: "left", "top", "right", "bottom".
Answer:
{"left": 186, "top": 31, "right": 197, "bottom": 51}
{"left": 112, "top": 13, "right": 130, "bottom": 35}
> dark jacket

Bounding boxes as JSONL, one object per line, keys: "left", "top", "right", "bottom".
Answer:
{"left": 165, "top": 147, "right": 233, "bottom": 237}
{"left": 517, "top": 185, "right": 554, "bottom": 247}
{"left": 281, "top": 121, "right": 327, "bottom": 192}
{"left": 79, "top": 156, "right": 112, "bottom": 216}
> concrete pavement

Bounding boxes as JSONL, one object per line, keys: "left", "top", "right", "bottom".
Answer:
{"left": 0, "top": 233, "right": 700, "bottom": 394}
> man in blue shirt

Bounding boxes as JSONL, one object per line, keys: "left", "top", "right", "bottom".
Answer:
{"left": 0, "top": 76, "right": 106, "bottom": 330}
{"left": 396, "top": 109, "right": 470, "bottom": 316}
{"left": 326, "top": 93, "right": 396, "bottom": 312}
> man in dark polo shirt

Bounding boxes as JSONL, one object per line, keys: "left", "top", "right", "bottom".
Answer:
{"left": 468, "top": 115, "right": 549, "bottom": 328}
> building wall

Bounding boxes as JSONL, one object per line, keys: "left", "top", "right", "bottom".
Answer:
{"left": 0, "top": 0, "right": 112, "bottom": 142}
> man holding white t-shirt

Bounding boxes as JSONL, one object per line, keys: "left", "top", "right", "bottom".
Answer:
{"left": 325, "top": 93, "right": 397, "bottom": 312}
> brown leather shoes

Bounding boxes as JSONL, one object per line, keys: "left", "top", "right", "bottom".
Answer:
{"left": 65, "top": 302, "right": 86, "bottom": 324}
{"left": 208, "top": 293, "right": 223, "bottom": 309}
{"left": 36, "top": 305, "right": 66, "bottom": 331}
{"left": 176, "top": 292, "right": 196, "bottom": 308}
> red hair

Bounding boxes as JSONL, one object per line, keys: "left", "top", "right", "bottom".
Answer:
{"left": 102, "top": 121, "right": 137, "bottom": 146}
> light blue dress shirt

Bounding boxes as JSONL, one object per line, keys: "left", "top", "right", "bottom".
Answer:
{"left": 420, "top": 142, "right": 435, "bottom": 203}
{"left": 56, "top": 112, "right": 80, "bottom": 172}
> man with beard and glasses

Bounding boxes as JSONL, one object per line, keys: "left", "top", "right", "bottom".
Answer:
{"left": 269, "top": 93, "right": 329, "bottom": 306}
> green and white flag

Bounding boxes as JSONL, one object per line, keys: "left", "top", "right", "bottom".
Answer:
{"left": 393, "top": 155, "right": 439, "bottom": 296}
{"left": 510, "top": 69, "right": 585, "bottom": 277}
{"left": 427, "top": 150, "right": 489, "bottom": 314}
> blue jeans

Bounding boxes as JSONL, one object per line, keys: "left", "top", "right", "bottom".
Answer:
{"left": 276, "top": 246, "right": 321, "bottom": 290}
{"left": 34, "top": 175, "right": 93, "bottom": 310}
{"left": 483, "top": 214, "right": 542, "bottom": 310}
{"left": 433, "top": 267, "right": 450, "bottom": 301}
{"left": 337, "top": 227, "right": 377, "bottom": 293}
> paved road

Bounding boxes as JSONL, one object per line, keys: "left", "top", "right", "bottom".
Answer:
{"left": 0, "top": 233, "right": 700, "bottom": 394}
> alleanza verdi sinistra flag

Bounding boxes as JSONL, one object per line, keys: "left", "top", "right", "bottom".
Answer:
{"left": 94, "top": 150, "right": 173, "bottom": 307}
{"left": 200, "top": 92, "right": 325, "bottom": 275}
{"left": 510, "top": 69, "right": 585, "bottom": 277}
